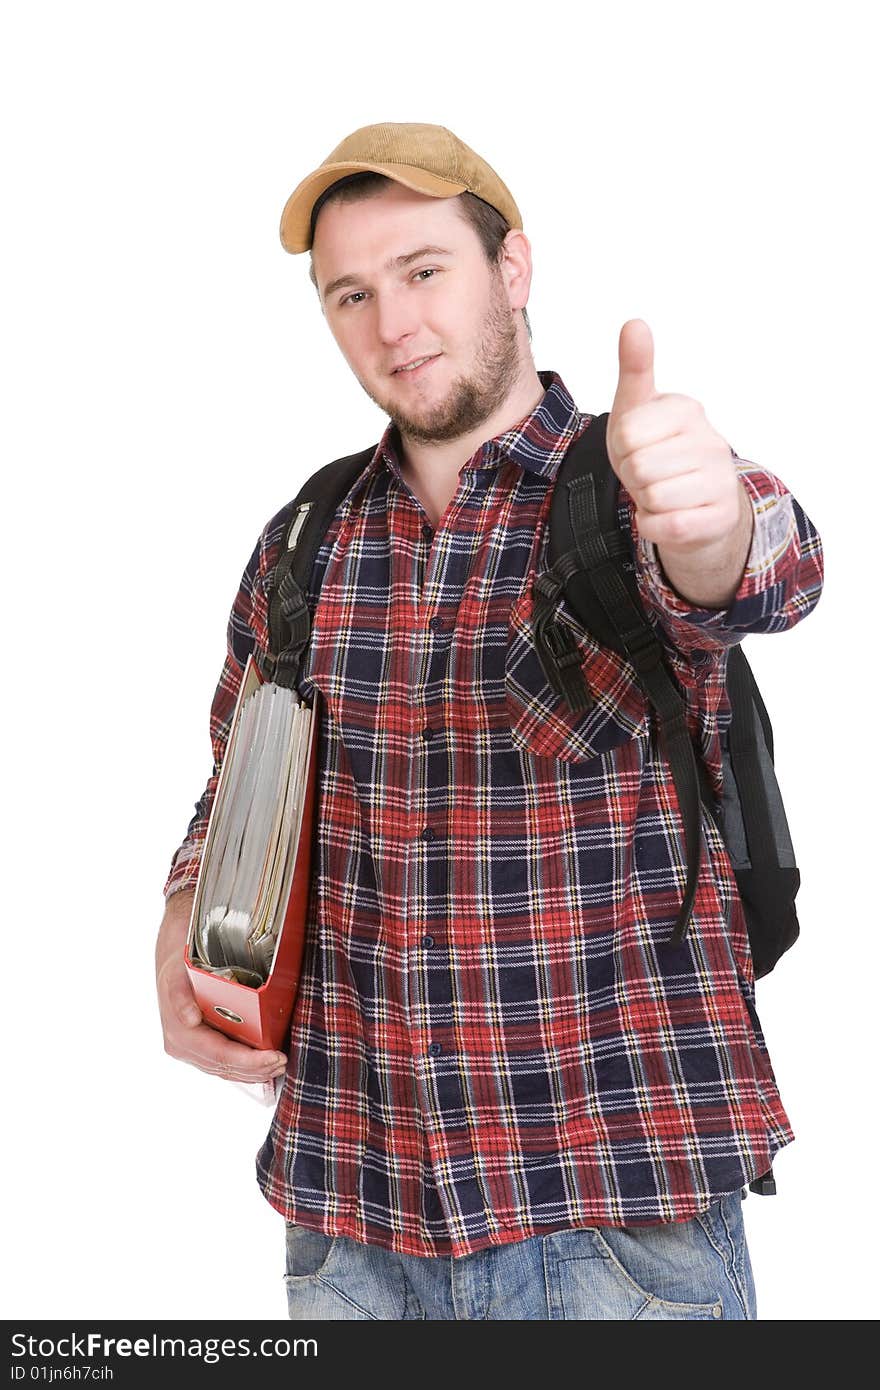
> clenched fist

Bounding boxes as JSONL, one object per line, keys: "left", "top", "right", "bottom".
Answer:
{"left": 607, "top": 319, "right": 749, "bottom": 557}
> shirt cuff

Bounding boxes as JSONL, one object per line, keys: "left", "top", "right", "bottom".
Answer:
{"left": 163, "top": 840, "right": 206, "bottom": 901}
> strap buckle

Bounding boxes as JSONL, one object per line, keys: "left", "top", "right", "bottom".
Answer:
{"left": 748, "top": 1169, "right": 777, "bottom": 1197}
{"left": 620, "top": 620, "right": 664, "bottom": 676}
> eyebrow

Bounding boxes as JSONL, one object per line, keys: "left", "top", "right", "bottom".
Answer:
{"left": 322, "top": 245, "right": 455, "bottom": 301}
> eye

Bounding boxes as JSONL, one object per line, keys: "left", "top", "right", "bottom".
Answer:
{"left": 339, "top": 268, "right": 440, "bottom": 308}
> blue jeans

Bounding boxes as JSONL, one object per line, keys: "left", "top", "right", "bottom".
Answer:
{"left": 283, "top": 1189, "right": 757, "bottom": 1320}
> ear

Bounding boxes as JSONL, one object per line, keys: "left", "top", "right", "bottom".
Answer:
{"left": 498, "top": 228, "right": 533, "bottom": 312}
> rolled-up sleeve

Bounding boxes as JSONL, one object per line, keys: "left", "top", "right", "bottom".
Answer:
{"left": 620, "top": 451, "right": 824, "bottom": 660}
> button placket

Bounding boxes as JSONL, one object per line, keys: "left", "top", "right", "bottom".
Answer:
{"left": 413, "top": 526, "right": 461, "bottom": 1086}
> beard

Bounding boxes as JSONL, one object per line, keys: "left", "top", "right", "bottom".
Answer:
{"left": 358, "top": 269, "right": 522, "bottom": 444}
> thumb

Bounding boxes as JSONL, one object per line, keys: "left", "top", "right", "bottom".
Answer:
{"left": 159, "top": 955, "right": 204, "bottom": 1028}
{"left": 173, "top": 978, "right": 203, "bottom": 1028}
{"left": 610, "top": 318, "right": 657, "bottom": 420}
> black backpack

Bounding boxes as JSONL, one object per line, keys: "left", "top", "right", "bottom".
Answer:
{"left": 261, "top": 411, "right": 800, "bottom": 985}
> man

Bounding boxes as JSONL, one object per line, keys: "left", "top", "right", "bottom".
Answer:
{"left": 156, "top": 123, "right": 824, "bottom": 1320}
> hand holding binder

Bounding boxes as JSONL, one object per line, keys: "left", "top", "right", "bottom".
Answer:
{"left": 156, "top": 887, "right": 289, "bottom": 1095}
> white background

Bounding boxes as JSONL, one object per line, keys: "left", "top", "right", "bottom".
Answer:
{"left": 2, "top": 0, "right": 874, "bottom": 1322}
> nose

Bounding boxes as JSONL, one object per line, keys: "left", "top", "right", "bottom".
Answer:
{"left": 374, "top": 287, "right": 421, "bottom": 349}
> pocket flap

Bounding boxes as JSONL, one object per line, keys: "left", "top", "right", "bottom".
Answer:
{"left": 504, "top": 575, "right": 650, "bottom": 764}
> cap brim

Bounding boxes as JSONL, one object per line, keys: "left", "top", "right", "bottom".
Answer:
{"left": 279, "top": 161, "right": 469, "bottom": 253}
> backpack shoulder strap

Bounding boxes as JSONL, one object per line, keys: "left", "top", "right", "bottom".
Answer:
{"left": 262, "top": 443, "right": 377, "bottom": 687}
{"left": 536, "top": 412, "right": 712, "bottom": 951}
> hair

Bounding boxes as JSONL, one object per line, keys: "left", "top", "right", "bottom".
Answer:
{"left": 307, "top": 171, "right": 532, "bottom": 342}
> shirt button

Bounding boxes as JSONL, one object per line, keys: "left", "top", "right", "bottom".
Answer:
{"left": 422, "top": 934, "right": 435, "bottom": 947}
{"left": 421, "top": 725, "right": 436, "bottom": 740}
{"left": 429, "top": 615, "right": 444, "bottom": 632}
{"left": 421, "top": 825, "right": 436, "bottom": 841}
{"left": 422, "top": 523, "right": 434, "bottom": 541}
{"left": 428, "top": 1042, "right": 442, "bottom": 1057}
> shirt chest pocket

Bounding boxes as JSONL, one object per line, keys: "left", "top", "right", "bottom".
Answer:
{"left": 503, "top": 578, "right": 650, "bottom": 765}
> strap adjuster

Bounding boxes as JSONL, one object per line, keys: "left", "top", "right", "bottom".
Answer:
{"left": 543, "top": 620, "right": 581, "bottom": 668}
{"left": 533, "top": 570, "right": 565, "bottom": 607}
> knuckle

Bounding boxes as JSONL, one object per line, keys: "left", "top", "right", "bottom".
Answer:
{"left": 666, "top": 512, "right": 692, "bottom": 544}
{"left": 637, "top": 468, "right": 662, "bottom": 502}
{"left": 627, "top": 449, "right": 649, "bottom": 484}
{"left": 618, "top": 422, "right": 638, "bottom": 457}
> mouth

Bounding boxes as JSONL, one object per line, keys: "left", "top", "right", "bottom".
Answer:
{"left": 390, "top": 354, "right": 440, "bottom": 379}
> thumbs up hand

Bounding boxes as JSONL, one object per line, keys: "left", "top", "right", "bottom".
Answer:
{"left": 607, "top": 319, "right": 747, "bottom": 559}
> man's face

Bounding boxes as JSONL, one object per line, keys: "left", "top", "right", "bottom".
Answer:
{"left": 311, "top": 182, "right": 523, "bottom": 444}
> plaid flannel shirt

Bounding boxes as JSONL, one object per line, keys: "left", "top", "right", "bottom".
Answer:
{"left": 164, "top": 370, "right": 824, "bottom": 1256}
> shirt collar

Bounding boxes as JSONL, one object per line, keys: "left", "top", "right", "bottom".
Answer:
{"left": 348, "top": 369, "right": 585, "bottom": 505}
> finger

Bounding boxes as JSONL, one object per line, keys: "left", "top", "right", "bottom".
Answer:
{"left": 610, "top": 393, "right": 701, "bottom": 459}
{"left": 181, "top": 1021, "right": 288, "bottom": 1080}
{"left": 636, "top": 501, "right": 728, "bottom": 549}
{"left": 634, "top": 468, "right": 719, "bottom": 516}
{"left": 620, "top": 434, "right": 709, "bottom": 491}
{"left": 610, "top": 319, "right": 656, "bottom": 419}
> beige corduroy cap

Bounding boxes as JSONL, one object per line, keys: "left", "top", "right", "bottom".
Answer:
{"left": 279, "top": 122, "right": 523, "bottom": 254}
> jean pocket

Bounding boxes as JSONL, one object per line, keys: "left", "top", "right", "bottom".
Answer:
{"left": 545, "top": 1225, "right": 723, "bottom": 1320}
{"left": 504, "top": 578, "right": 649, "bottom": 765}
{"left": 587, "top": 1227, "right": 724, "bottom": 1320}
{"left": 283, "top": 1222, "right": 338, "bottom": 1283}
